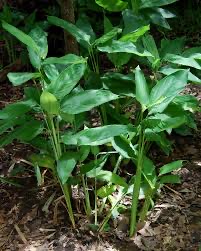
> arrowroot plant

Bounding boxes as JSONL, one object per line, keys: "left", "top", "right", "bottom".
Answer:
{"left": 1, "top": 15, "right": 199, "bottom": 238}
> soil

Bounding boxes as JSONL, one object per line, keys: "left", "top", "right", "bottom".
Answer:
{"left": 0, "top": 80, "right": 201, "bottom": 251}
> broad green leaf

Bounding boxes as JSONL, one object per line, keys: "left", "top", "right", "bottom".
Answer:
{"left": 96, "top": 170, "right": 128, "bottom": 188}
{"left": 160, "top": 38, "right": 185, "bottom": 59}
{"left": 148, "top": 131, "right": 172, "bottom": 155}
{"left": 2, "top": 21, "right": 39, "bottom": 53}
{"left": 156, "top": 8, "right": 176, "bottom": 18}
{"left": 29, "top": 154, "right": 55, "bottom": 169}
{"left": 140, "top": 0, "right": 178, "bottom": 9}
{"left": 43, "top": 64, "right": 59, "bottom": 82}
{"left": 108, "top": 53, "right": 132, "bottom": 67}
{"left": 94, "top": 27, "right": 122, "bottom": 46}
{"left": 182, "top": 46, "right": 201, "bottom": 59}
{"left": 173, "top": 95, "right": 199, "bottom": 112}
{"left": 48, "top": 16, "right": 91, "bottom": 49}
{"left": 159, "top": 66, "right": 201, "bottom": 84}
{"left": 102, "top": 72, "right": 135, "bottom": 97}
{"left": 122, "top": 9, "right": 147, "bottom": 34}
{"left": 148, "top": 70, "right": 188, "bottom": 114}
{"left": 28, "top": 26, "right": 48, "bottom": 59}
{"left": 104, "top": 15, "right": 113, "bottom": 33}
{"left": 79, "top": 145, "right": 90, "bottom": 162}
{"left": 159, "top": 174, "right": 181, "bottom": 184}
{"left": 120, "top": 25, "right": 150, "bottom": 43}
{"left": 95, "top": 0, "right": 127, "bottom": 12}
{"left": 7, "top": 72, "right": 41, "bottom": 86}
{"left": 135, "top": 66, "right": 150, "bottom": 109}
{"left": 0, "top": 117, "right": 26, "bottom": 135}
{"left": 142, "top": 34, "right": 160, "bottom": 67}
{"left": 143, "top": 8, "right": 171, "bottom": 29}
{"left": 62, "top": 124, "right": 136, "bottom": 146}
{"left": 16, "top": 120, "right": 44, "bottom": 141}
{"left": 80, "top": 154, "right": 108, "bottom": 175}
{"left": 164, "top": 54, "right": 201, "bottom": 70}
{"left": 57, "top": 152, "right": 77, "bottom": 184}
{"left": 98, "top": 40, "right": 153, "bottom": 57}
{"left": 43, "top": 54, "right": 85, "bottom": 65}
{"left": 112, "top": 136, "right": 136, "bottom": 159}
{"left": 0, "top": 100, "right": 36, "bottom": 120}
{"left": 159, "top": 160, "right": 184, "bottom": 175}
{"left": 24, "top": 87, "right": 41, "bottom": 104}
{"left": 48, "top": 62, "right": 86, "bottom": 100}
{"left": 97, "top": 185, "right": 117, "bottom": 198}
{"left": 76, "top": 14, "right": 96, "bottom": 43}
{"left": 144, "top": 114, "right": 187, "bottom": 132}
{"left": 0, "top": 120, "right": 43, "bottom": 147}
{"left": 61, "top": 89, "right": 119, "bottom": 114}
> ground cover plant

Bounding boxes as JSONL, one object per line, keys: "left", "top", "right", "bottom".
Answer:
{"left": 0, "top": 0, "right": 200, "bottom": 244}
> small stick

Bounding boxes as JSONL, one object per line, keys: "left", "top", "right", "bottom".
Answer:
{"left": 14, "top": 224, "right": 27, "bottom": 244}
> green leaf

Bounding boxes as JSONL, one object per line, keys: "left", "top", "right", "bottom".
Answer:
{"left": 140, "top": 0, "right": 178, "bottom": 9}
{"left": 7, "top": 72, "right": 41, "bottom": 86}
{"left": 144, "top": 114, "right": 187, "bottom": 132}
{"left": 76, "top": 14, "right": 96, "bottom": 43}
{"left": 148, "top": 70, "right": 188, "bottom": 114}
{"left": 159, "top": 174, "right": 181, "bottom": 184}
{"left": 142, "top": 34, "right": 160, "bottom": 63}
{"left": 98, "top": 40, "right": 153, "bottom": 57}
{"left": 94, "top": 27, "right": 122, "bottom": 46}
{"left": 159, "top": 66, "right": 201, "bottom": 84}
{"left": 80, "top": 154, "right": 108, "bottom": 175}
{"left": 95, "top": 0, "right": 127, "bottom": 12}
{"left": 144, "top": 8, "right": 171, "bottom": 29}
{"left": 48, "top": 16, "right": 91, "bottom": 49}
{"left": 96, "top": 170, "right": 128, "bottom": 188}
{"left": 122, "top": 9, "right": 147, "bottom": 34}
{"left": 120, "top": 25, "right": 150, "bottom": 43}
{"left": 159, "top": 160, "right": 184, "bottom": 175}
{"left": 43, "top": 54, "right": 85, "bottom": 65}
{"left": 61, "top": 89, "right": 119, "bottom": 115}
{"left": 62, "top": 124, "right": 136, "bottom": 146}
{"left": 28, "top": 26, "right": 48, "bottom": 59}
{"left": 108, "top": 53, "right": 132, "bottom": 67}
{"left": 57, "top": 152, "right": 77, "bottom": 184}
{"left": 2, "top": 21, "right": 39, "bottom": 53}
{"left": 0, "top": 120, "right": 43, "bottom": 147}
{"left": 164, "top": 54, "right": 201, "bottom": 70}
{"left": 112, "top": 136, "right": 136, "bottom": 159}
{"left": 135, "top": 66, "right": 150, "bottom": 109}
{"left": 0, "top": 100, "right": 35, "bottom": 120}
{"left": 43, "top": 64, "right": 59, "bottom": 82}
{"left": 16, "top": 120, "right": 44, "bottom": 141}
{"left": 102, "top": 72, "right": 135, "bottom": 97}
{"left": 29, "top": 154, "right": 55, "bottom": 169}
{"left": 160, "top": 38, "right": 185, "bottom": 59}
{"left": 97, "top": 184, "right": 117, "bottom": 198}
{"left": 48, "top": 62, "right": 86, "bottom": 100}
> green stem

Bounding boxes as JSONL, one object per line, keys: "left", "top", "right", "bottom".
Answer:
{"left": 129, "top": 125, "right": 145, "bottom": 237}
{"left": 98, "top": 155, "right": 123, "bottom": 215}
{"left": 82, "top": 175, "right": 91, "bottom": 218}
{"left": 60, "top": 181, "right": 76, "bottom": 228}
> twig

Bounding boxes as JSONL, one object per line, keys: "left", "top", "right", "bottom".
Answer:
{"left": 14, "top": 224, "right": 27, "bottom": 244}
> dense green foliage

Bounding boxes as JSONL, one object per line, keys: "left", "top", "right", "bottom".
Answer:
{"left": 0, "top": 0, "right": 200, "bottom": 237}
